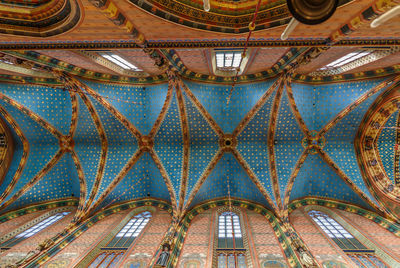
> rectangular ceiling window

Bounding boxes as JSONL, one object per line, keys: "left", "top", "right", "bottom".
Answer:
{"left": 215, "top": 51, "right": 242, "bottom": 69}
{"left": 319, "top": 50, "right": 372, "bottom": 70}
{"left": 100, "top": 52, "right": 142, "bottom": 71}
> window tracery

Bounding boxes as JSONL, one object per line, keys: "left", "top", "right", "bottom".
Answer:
{"left": 308, "top": 210, "right": 388, "bottom": 268}
{"left": 88, "top": 211, "right": 151, "bottom": 268}
{"left": 215, "top": 210, "right": 248, "bottom": 268}
{"left": 0, "top": 211, "right": 70, "bottom": 250}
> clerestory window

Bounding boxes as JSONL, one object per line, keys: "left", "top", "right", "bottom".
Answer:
{"left": 0, "top": 211, "right": 70, "bottom": 250}
{"left": 88, "top": 211, "right": 151, "bottom": 268}
{"left": 217, "top": 211, "right": 246, "bottom": 268}
{"left": 308, "top": 210, "right": 388, "bottom": 268}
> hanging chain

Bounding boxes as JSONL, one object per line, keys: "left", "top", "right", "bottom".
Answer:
{"left": 226, "top": 0, "right": 262, "bottom": 105}
{"left": 226, "top": 162, "right": 238, "bottom": 267}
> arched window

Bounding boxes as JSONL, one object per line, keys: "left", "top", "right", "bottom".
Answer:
{"left": 0, "top": 211, "right": 70, "bottom": 250}
{"left": 216, "top": 211, "right": 246, "bottom": 268}
{"left": 308, "top": 210, "right": 388, "bottom": 268}
{"left": 88, "top": 211, "right": 151, "bottom": 268}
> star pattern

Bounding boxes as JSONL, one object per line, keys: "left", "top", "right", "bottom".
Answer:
{"left": 0, "top": 75, "right": 395, "bottom": 219}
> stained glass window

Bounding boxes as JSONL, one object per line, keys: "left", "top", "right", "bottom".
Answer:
{"left": 217, "top": 212, "right": 246, "bottom": 268}
{"left": 218, "top": 212, "right": 243, "bottom": 249}
{"left": 308, "top": 210, "right": 388, "bottom": 268}
{"left": 0, "top": 212, "right": 70, "bottom": 250}
{"left": 88, "top": 211, "right": 151, "bottom": 268}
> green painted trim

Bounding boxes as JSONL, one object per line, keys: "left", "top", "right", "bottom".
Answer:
{"left": 0, "top": 198, "right": 78, "bottom": 223}
{"left": 165, "top": 199, "right": 302, "bottom": 268}
{"left": 25, "top": 198, "right": 172, "bottom": 267}
{"left": 288, "top": 198, "right": 400, "bottom": 236}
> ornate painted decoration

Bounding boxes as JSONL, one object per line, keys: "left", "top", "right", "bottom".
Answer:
{"left": 0, "top": 0, "right": 81, "bottom": 37}
{"left": 0, "top": 115, "right": 13, "bottom": 187}
{"left": 128, "top": 0, "right": 351, "bottom": 34}
{"left": 301, "top": 130, "right": 326, "bottom": 154}
{"left": 356, "top": 79, "right": 400, "bottom": 202}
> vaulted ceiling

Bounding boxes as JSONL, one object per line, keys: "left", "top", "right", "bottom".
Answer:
{"left": 0, "top": 0, "right": 400, "bottom": 222}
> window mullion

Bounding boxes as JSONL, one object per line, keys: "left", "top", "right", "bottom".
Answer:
{"left": 95, "top": 252, "right": 110, "bottom": 268}
{"left": 105, "top": 252, "right": 119, "bottom": 268}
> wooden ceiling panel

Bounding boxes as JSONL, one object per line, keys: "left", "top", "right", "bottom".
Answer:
{"left": 245, "top": 48, "right": 288, "bottom": 74}
{"left": 175, "top": 49, "right": 210, "bottom": 75}
{"left": 38, "top": 50, "right": 120, "bottom": 74}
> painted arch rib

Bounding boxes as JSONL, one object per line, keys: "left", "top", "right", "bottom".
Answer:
{"left": 188, "top": 152, "right": 276, "bottom": 211}
{"left": 86, "top": 149, "right": 144, "bottom": 215}
{"left": 183, "top": 149, "right": 224, "bottom": 212}
{"left": 283, "top": 149, "right": 309, "bottom": 212}
{"left": 288, "top": 152, "right": 376, "bottom": 213}
{"left": 149, "top": 149, "right": 178, "bottom": 215}
{"left": 274, "top": 87, "right": 305, "bottom": 209}
{"left": 0, "top": 149, "right": 64, "bottom": 211}
{"left": 180, "top": 86, "right": 220, "bottom": 208}
{"left": 231, "top": 149, "right": 278, "bottom": 212}
{"left": 285, "top": 81, "right": 311, "bottom": 137}
{"left": 317, "top": 149, "right": 383, "bottom": 213}
{"left": 0, "top": 83, "right": 72, "bottom": 136}
{"left": 149, "top": 81, "right": 175, "bottom": 138}
{"left": 3, "top": 152, "right": 79, "bottom": 213}
{"left": 232, "top": 78, "right": 281, "bottom": 137}
{"left": 69, "top": 149, "right": 87, "bottom": 220}
{"left": 94, "top": 152, "right": 172, "bottom": 212}
{"left": 69, "top": 91, "right": 79, "bottom": 138}
{"left": 76, "top": 80, "right": 142, "bottom": 139}
{"left": 175, "top": 83, "right": 190, "bottom": 214}
{"left": 0, "top": 106, "right": 29, "bottom": 204}
{"left": 75, "top": 89, "right": 108, "bottom": 212}
{"left": 184, "top": 79, "right": 274, "bottom": 134}
{"left": 0, "top": 100, "right": 60, "bottom": 204}
{"left": 322, "top": 78, "right": 399, "bottom": 206}
{"left": 84, "top": 92, "right": 139, "bottom": 205}
{"left": 319, "top": 76, "right": 399, "bottom": 137}
{"left": 235, "top": 83, "right": 278, "bottom": 207}
{"left": 268, "top": 81, "right": 285, "bottom": 209}
{"left": 0, "top": 93, "right": 63, "bottom": 140}
{"left": 153, "top": 89, "right": 184, "bottom": 208}
{"left": 179, "top": 80, "right": 224, "bottom": 137}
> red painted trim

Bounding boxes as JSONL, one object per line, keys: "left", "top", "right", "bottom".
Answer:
{"left": 242, "top": 209, "right": 260, "bottom": 268}
{"left": 118, "top": 208, "right": 160, "bottom": 266}
{"left": 299, "top": 207, "right": 354, "bottom": 266}
{"left": 335, "top": 209, "right": 400, "bottom": 263}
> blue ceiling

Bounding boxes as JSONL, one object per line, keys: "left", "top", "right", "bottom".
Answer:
{"left": 377, "top": 110, "right": 399, "bottom": 185}
{"left": 0, "top": 75, "right": 395, "bottom": 217}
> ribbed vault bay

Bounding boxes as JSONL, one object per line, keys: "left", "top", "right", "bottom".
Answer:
{"left": 0, "top": 76, "right": 397, "bottom": 218}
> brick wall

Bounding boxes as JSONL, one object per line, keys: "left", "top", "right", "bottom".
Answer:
{"left": 120, "top": 208, "right": 172, "bottom": 267}
{"left": 336, "top": 209, "right": 400, "bottom": 260}
{"left": 43, "top": 208, "right": 131, "bottom": 267}
{"left": 0, "top": 209, "right": 51, "bottom": 238}
{"left": 290, "top": 208, "right": 351, "bottom": 266}
{"left": 177, "top": 209, "right": 212, "bottom": 268}
{"left": 246, "top": 210, "right": 286, "bottom": 267}
{"left": 0, "top": 208, "right": 76, "bottom": 267}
